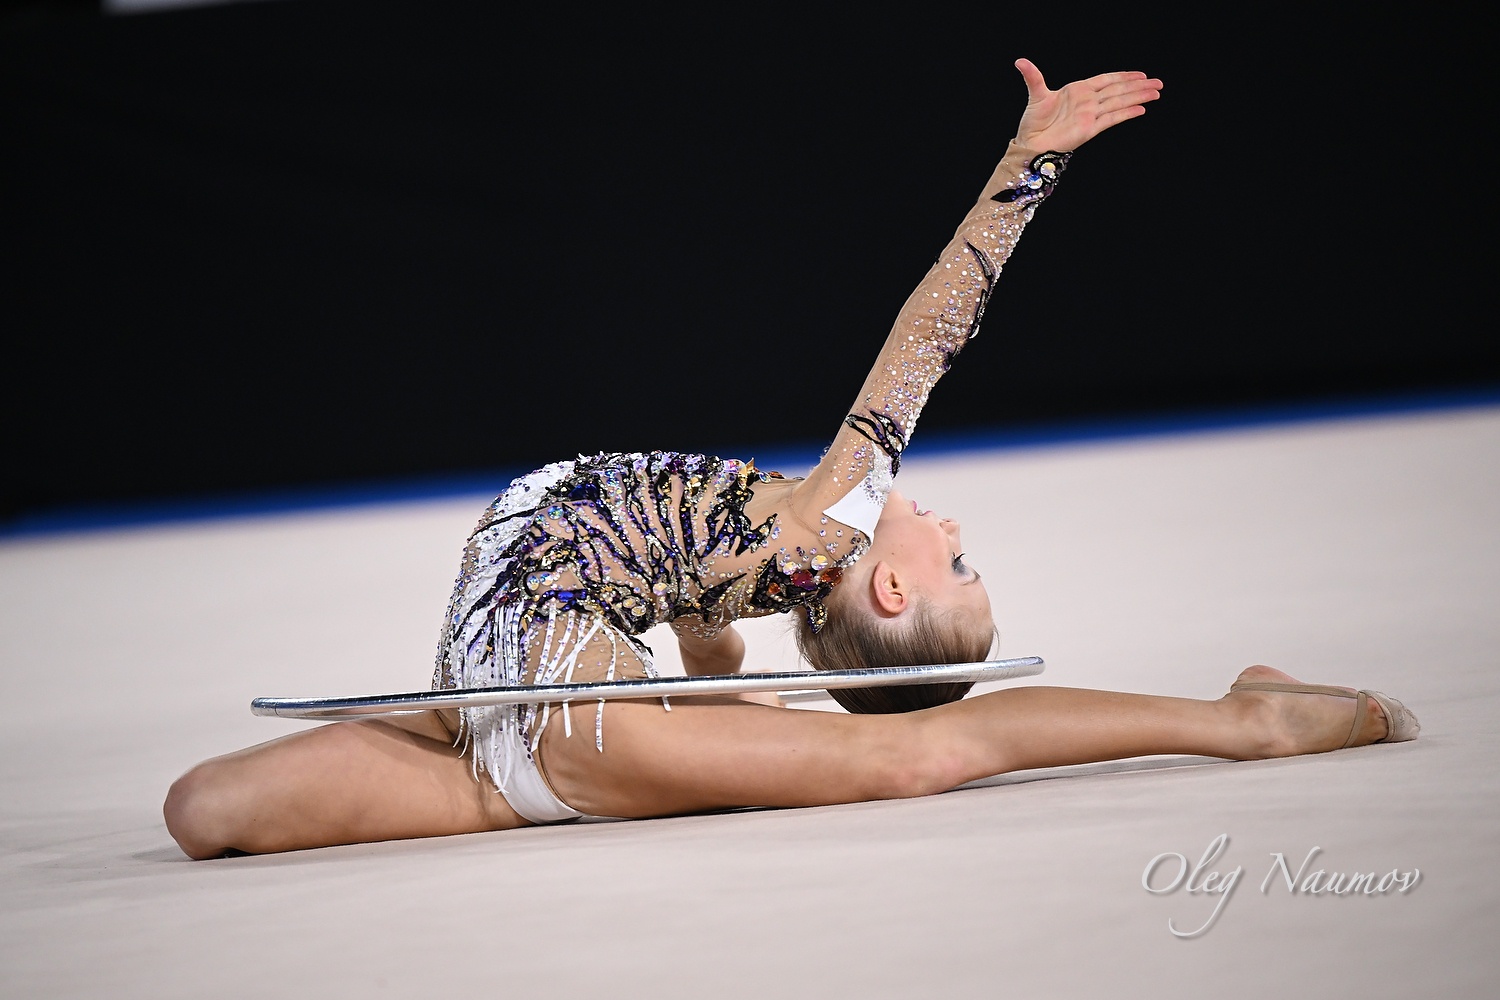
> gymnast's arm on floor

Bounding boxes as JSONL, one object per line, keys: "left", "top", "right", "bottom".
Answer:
{"left": 674, "top": 621, "right": 746, "bottom": 676}
{"left": 670, "top": 623, "right": 784, "bottom": 706}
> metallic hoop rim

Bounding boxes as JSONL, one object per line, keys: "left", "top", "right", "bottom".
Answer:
{"left": 251, "top": 656, "right": 1045, "bottom": 720}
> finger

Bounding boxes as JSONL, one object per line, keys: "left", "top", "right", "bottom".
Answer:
{"left": 1098, "top": 76, "right": 1163, "bottom": 95}
{"left": 1102, "top": 78, "right": 1164, "bottom": 99}
{"left": 1014, "top": 58, "right": 1049, "bottom": 99}
{"left": 1081, "top": 70, "right": 1153, "bottom": 92}
{"left": 1094, "top": 85, "right": 1164, "bottom": 114}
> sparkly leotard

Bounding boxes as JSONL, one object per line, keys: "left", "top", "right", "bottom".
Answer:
{"left": 433, "top": 142, "right": 1070, "bottom": 820}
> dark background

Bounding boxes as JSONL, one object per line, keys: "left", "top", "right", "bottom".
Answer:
{"left": 2, "top": 1, "right": 1491, "bottom": 527}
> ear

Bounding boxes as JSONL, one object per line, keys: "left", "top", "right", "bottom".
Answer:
{"left": 868, "top": 560, "right": 908, "bottom": 616}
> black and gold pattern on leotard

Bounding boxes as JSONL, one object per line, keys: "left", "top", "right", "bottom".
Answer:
{"left": 433, "top": 449, "right": 864, "bottom": 776}
{"left": 439, "top": 451, "right": 855, "bottom": 674}
{"left": 991, "top": 151, "right": 1070, "bottom": 205}
{"left": 842, "top": 411, "right": 907, "bottom": 475}
{"left": 750, "top": 557, "right": 845, "bottom": 633}
{"left": 506, "top": 453, "right": 778, "bottom": 637}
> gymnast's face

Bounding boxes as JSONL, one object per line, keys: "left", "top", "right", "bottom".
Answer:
{"left": 862, "top": 489, "right": 991, "bottom": 622}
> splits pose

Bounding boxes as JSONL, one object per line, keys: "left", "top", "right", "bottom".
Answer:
{"left": 164, "top": 60, "right": 1417, "bottom": 859}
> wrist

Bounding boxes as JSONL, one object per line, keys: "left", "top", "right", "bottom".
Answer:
{"left": 988, "top": 148, "right": 1070, "bottom": 204}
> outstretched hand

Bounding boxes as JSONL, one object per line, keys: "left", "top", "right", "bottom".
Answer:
{"left": 1013, "top": 58, "right": 1163, "bottom": 152}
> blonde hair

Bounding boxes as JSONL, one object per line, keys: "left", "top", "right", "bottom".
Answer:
{"left": 793, "top": 583, "right": 997, "bottom": 714}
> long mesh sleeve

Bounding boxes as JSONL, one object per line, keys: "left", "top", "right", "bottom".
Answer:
{"left": 802, "top": 141, "right": 1072, "bottom": 535}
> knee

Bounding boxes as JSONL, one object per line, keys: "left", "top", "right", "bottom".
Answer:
{"left": 877, "top": 755, "right": 965, "bottom": 800}
{"left": 866, "top": 720, "right": 968, "bottom": 801}
{"left": 163, "top": 761, "right": 236, "bottom": 860}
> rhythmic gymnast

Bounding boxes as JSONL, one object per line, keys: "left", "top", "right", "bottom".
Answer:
{"left": 163, "top": 59, "right": 1417, "bottom": 859}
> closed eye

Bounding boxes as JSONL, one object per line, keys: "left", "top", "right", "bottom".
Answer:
{"left": 953, "top": 552, "right": 981, "bottom": 584}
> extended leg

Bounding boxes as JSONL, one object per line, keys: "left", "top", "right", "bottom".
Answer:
{"left": 538, "top": 665, "right": 1390, "bottom": 819}
{"left": 163, "top": 711, "right": 526, "bottom": 859}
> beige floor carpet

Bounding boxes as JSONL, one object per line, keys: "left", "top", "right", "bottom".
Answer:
{"left": 4, "top": 405, "right": 1497, "bottom": 998}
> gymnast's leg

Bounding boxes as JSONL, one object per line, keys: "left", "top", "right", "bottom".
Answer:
{"left": 163, "top": 711, "right": 527, "bottom": 859}
{"left": 537, "top": 665, "right": 1391, "bottom": 819}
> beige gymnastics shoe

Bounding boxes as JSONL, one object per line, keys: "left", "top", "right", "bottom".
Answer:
{"left": 1228, "top": 681, "right": 1420, "bottom": 747}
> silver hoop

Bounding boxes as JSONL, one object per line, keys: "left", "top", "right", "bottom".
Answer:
{"left": 251, "top": 656, "right": 1045, "bottom": 720}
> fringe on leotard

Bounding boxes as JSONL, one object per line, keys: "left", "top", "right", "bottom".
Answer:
{"left": 433, "top": 460, "right": 655, "bottom": 794}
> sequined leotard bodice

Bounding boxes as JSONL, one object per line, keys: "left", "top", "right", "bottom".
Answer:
{"left": 433, "top": 142, "right": 1070, "bottom": 793}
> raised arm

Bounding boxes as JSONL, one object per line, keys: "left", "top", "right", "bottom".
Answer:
{"left": 792, "top": 61, "right": 1162, "bottom": 534}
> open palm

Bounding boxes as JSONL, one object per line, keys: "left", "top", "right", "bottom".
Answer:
{"left": 1013, "top": 58, "right": 1163, "bottom": 152}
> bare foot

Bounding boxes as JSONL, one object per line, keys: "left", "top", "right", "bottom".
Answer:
{"left": 1226, "top": 664, "right": 1388, "bottom": 758}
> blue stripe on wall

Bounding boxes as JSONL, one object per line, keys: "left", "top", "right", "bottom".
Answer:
{"left": 6, "top": 385, "right": 1497, "bottom": 540}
